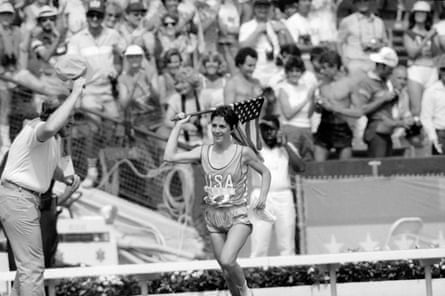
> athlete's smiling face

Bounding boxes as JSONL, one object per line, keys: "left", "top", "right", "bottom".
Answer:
{"left": 211, "top": 116, "right": 231, "bottom": 144}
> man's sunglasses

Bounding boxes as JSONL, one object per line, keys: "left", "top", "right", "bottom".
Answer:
{"left": 38, "top": 16, "right": 56, "bottom": 23}
{"left": 86, "top": 12, "right": 105, "bottom": 19}
{"left": 163, "top": 21, "right": 176, "bottom": 27}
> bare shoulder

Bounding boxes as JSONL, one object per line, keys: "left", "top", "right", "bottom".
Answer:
{"left": 241, "top": 145, "right": 260, "bottom": 163}
{"left": 228, "top": 73, "right": 243, "bottom": 84}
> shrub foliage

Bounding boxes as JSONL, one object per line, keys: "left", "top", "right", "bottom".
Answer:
{"left": 55, "top": 259, "right": 445, "bottom": 295}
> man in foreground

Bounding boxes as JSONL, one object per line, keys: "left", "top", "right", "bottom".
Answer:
{"left": 0, "top": 56, "right": 84, "bottom": 295}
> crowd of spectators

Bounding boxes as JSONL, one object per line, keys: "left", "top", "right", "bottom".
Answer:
{"left": 1, "top": 0, "right": 445, "bottom": 188}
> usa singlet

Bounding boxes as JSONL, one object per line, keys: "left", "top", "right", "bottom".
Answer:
{"left": 201, "top": 144, "right": 248, "bottom": 207}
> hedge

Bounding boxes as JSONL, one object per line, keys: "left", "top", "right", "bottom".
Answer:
{"left": 55, "top": 259, "right": 445, "bottom": 295}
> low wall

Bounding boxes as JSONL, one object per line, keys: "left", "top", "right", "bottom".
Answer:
{"left": 152, "top": 279, "right": 445, "bottom": 296}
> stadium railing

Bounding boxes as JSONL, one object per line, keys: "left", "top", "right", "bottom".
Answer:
{"left": 0, "top": 248, "right": 443, "bottom": 296}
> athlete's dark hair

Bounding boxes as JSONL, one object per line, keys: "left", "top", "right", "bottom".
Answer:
{"left": 210, "top": 106, "right": 239, "bottom": 130}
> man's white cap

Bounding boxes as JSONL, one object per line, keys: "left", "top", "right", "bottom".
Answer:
{"left": 124, "top": 45, "right": 144, "bottom": 56}
{"left": 0, "top": 2, "right": 15, "bottom": 14}
{"left": 369, "top": 47, "right": 399, "bottom": 68}
{"left": 412, "top": 1, "right": 430, "bottom": 12}
{"left": 37, "top": 5, "right": 58, "bottom": 18}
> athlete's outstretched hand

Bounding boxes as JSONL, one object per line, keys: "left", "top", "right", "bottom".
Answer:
{"left": 174, "top": 112, "right": 191, "bottom": 125}
{"left": 72, "top": 77, "right": 86, "bottom": 96}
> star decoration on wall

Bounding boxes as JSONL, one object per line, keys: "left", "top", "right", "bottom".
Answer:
{"left": 433, "top": 231, "right": 445, "bottom": 248}
{"left": 393, "top": 234, "right": 415, "bottom": 250}
{"left": 359, "top": 233, "right": 380, "bottom": 252}
{"left": 324, "top": 234, "right": 344, "bottom": 253}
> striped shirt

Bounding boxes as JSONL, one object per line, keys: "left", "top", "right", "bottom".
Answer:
{"left": 67, "top": 27, "right": 126, "bottom": 97}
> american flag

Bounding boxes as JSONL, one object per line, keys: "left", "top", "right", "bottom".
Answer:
{"left": 231, "top": 96, "right": 265, "bottom": 153}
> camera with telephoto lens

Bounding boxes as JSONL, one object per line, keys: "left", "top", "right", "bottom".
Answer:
{"left": 299, "top": 34, "right": 311, "bottom": 45}
{"left": 363, "top": 38, "right": 379, "bottom": 52}
{"left": 1, "top": 54, "right": 17, "bottom": 68}
{"left": 405, "top": 117, "right": 423, "bottom": 138}
{"left": 266, "top": 50, "right": 274, "bottom": 61}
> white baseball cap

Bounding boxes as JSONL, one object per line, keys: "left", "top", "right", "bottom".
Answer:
{"left": 369, "top": 47, "right": 399, "bottom": 68}
{"left": 37, "top": 5, "right": 58, "bottom": 18}
{"left": 412, "top": 1, "right": 430, "bottom": 12}
{"left": 124, "top": 45, "right": 144, "bottom": 56}
{"left": 0, "top": 2, "right": 15, "bottom": 14}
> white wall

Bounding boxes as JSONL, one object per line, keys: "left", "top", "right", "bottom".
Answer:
{"left": 151, "top": 279, "right": 445, "bottom": 296}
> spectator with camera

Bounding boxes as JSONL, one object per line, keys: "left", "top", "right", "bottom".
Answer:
{"left": 351, "top": 47, "right": 411, "bottom": 157}
{"left": 338, "top": 0, "right": 388, "bottom": 76}
{"left": 421, "top": 56, "right": 445, "bottom": 155}
{"left": 119, "top": 45, "right": 165, "bottom": 135}
{"left": 67, "top": 0, "right": 126, "bottom": 188}
{"left": 118, "top": 0, "right": 159, "bottom": 89}
{"left": 239, "top": 0, "right": 292, "bottom": 86}
{"left": 250, "top": 114, "right": 305, "bottom": 257}
{"left": 285, "top": 0, "right": 320, "bottom": 55}
{"left": 310, "top": 0, "right": 338, "bottom": 47}
{"left": 386, "top": 65, "right": 425, "bottom": 157}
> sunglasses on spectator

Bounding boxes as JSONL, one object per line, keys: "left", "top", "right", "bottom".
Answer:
{"left": 38, "top": 16, "right": 56, "bottom": 23}
{"left": 86, "top": 12, "right": 104, "bottom": 19}
{"left": 163, "top": 21, "right": 176, "bottom": 27}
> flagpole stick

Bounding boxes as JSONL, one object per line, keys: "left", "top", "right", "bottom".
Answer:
{"left": 170, "top": 95, "right": 264, "bottom": 122}
{"left": 171, "top": 109, "right": 217, "bottom": 121}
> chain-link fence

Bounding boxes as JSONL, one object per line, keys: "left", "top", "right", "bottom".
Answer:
{"left": 5, "top": 86, "right": 189, "bottom": 212}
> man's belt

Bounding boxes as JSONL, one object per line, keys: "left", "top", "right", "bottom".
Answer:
{"left": 1, "top": 180, "right": 42, "bottom": 197}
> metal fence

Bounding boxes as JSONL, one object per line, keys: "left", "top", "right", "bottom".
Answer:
{"left": 5, "top": 86, "right": 189, "bottom": 212}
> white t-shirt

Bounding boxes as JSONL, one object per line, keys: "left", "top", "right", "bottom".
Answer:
{"left": 277, "top": 80, "right": 313, "bottom": 128}
{"left": 239, "top": 19, "right": 280, "bottom": 86}
{"left": 269, "top": 69, "right": 317, "bottom": 93}
{"left": 260, "top": 146, "right": 291, "bottom": 192}
{"left": 285, "top": 12, "right": 320, "bottom": 46}
{"left": 2, "top": 121, "right": 62, "bottom": 193}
